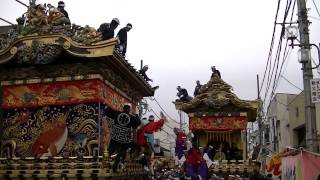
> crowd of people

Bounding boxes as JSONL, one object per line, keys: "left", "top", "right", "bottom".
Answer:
{"left": 170, "top": 128, "right": 273, "bottom": 180}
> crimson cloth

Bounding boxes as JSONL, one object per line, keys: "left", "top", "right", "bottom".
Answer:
{"left": 137, "top": 118, "right": 165, "bottom": 145}
{"left": 186, "top": 148, "right": 201, "bottom": 167}
{"left": 176, "top": 132, "right": 186, "bottom": 144}
{"left": 175, "top": 131, "right": 187, "bottom": 159}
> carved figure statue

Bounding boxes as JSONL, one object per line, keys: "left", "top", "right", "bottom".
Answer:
{"left": 27, "top": 4, "right": 48, "bottom": 26}
{"left": 48, "top": 8, "right": 70, "bottom": 26}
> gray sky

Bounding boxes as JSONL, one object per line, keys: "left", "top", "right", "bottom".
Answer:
{"left": 1, "top": 0, "right": 320, "bottom": 123}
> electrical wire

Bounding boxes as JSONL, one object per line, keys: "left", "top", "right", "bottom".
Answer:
{"left": 272, "top": 0, "right": 296, "bottom": 92}
{"left": 312, "top": 0, "right": 320, "bottom": 17}
{"left": 265, "top": 0, "right": 292, "bottom": 94}
{"left": 274, "top": 48, "right": 292, "bottom": 90}
{"left": 148, "top": 97, "right": 180, "bottom": 125}
{"left": 309, "top": 16, "right": 320, "bottom": 21}
{"left": 262, "top": 0, "right": 295, "bottom": 112}
{"left": 259, "top": 0, "right": 283, "bottom": 94}
{"left": 141, "top": 97, "right": 178, "bottom": 130}
{"left": 266, "top": 0, "right": 296, "bottom": 107}
{"left": 280, "top": 75, "right": 303, "bottom": 90}
{"left": 149, "top": 107, "right": 176, "bottom": 130}
{"left": 148, "top": 107, "right": 177, "bottom": 138}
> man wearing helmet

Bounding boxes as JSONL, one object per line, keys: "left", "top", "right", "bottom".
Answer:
{"left": 57, "top": 1, "right": 69, "bottom": 20}
{"left": 211, "top": 66, "right": 221, "bottom": 78}
{"left": 177, "top": 86, "right": 192, "bottom": 102}
{"left": 139, "top": 65, "right": 153, "bottom": 82}
{"left": 116, "top": 23, "right": 132, "bottom": 57}
{"left": 98, "top": 18, "right": 120, "bottom": 40}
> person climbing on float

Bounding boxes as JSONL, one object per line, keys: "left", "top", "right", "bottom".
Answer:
{"left": 137, "top": 112, "right": 166, "bottom": 171}
{"left": 104, "top": 103, "right": 141, "bottom": 173}
{"left": 173, "top": 127, "right": 187, "bottom": 160}
{"left": 185, "top": 146, "right": 202, "bottom": 179}
{"left": 198, "top": 147, "right": 209, "bottom": 180}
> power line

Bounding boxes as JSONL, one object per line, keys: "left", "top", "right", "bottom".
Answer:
{"left": 280, "top": 75, "right": 303, "bottom": 90}
{"left": 265, "top": 0, "right": 296, "bottom": 111}
{"left": 261, "top": 0, "right": 291, "bottom": 110}
{"left": 149, "top": 97, "right": 175, "bottom": 121}
{"left": 259, "top": 0, "right": 283, "bottom": 93}
{"left": 148, "top": 106, "right": 177, "bottom": 134}
{"left": 274, "top": 48, "right": 292, "bottom": 90}
{"left": 262, "top": 0, "right": 295, "bottom": 112}
{"left": 309, "top": 16, "right": 320, "bottom": 20}
{"left": 142, "top": 98, "right": 178, "bottom": 130}
{"left": 148, "top": 97, "right": 180, "bottom": 125}
{"left": 272, "top": 0, "right": 296, "bottom": 93}
{"left": 269, "top": 90, "right": 303, "bottom": 110}
{"left": 312, "top": 0, "right": 320, "bottom": 17}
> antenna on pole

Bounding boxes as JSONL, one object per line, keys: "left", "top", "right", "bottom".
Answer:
{"left": 140, "top": 59, "right": 143, "bottom": 70}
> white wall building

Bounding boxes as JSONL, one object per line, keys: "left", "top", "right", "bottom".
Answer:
{"left": 265, "top": 92, "right": 320, "bottom": 152}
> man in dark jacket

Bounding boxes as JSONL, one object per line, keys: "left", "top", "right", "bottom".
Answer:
{"left": 193, "top": 80, "right": 202, "bottom": 97}
{"left": 98, "top": 18, "right": 120, "bottom": 40}
{"left": 116, "top": 23, "right": 132, "bottom": 57}
{"left": 139, "top": 65, "right": 153, "bottom": 82}
{"left": 57, "top": 1, "right": 69, "bottom": 20}
{"left": 105, "top": 103, "right": 141, "bottom": 172}
{"left": 177, "top": 86, "right": 192, "bottom": 102}
{"left": 211, "top": 66, "right": 221, "bottom": 78}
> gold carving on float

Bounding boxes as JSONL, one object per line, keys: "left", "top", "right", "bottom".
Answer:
{"left": 10, "top": 47, "right": 17, "bottom": 55}
{"left": 0, "top": 35, "right": 118, "bottom": 64}
{"left": 63, "top": 41, "right": 71, "bottom": 49}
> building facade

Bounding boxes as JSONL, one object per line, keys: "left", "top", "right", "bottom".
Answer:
{"left": 265, "top": 92, "right": 320, "bottom": 152}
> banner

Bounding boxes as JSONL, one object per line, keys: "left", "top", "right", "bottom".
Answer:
{"left": 311, "top": 78, "right": 320, "bottom": 103}
{"left": 302, "top": 151, "right": 320, "bottom": 180}
{"left": 189, "top": 116, "right": 247, "bottom": 131}
{"left": 281, "top": 151, "right": 320, "bottom": 180}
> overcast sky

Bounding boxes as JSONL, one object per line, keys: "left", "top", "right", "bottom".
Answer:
{"left": 1, "top": 0, "right": 320, "bottom": 123}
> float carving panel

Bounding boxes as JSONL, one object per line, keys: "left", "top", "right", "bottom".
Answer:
{"left": 0, "top": 34, "right": 116, "bottom": 65}
{"left": 2, "top": 79, "right": 134, "bottom": 111}
{"left": 0, "top": 63, "right": 143, "bottom": 101}
{"left": 1, "top": 103, "right": 108, "bottom": 158}
{"left": 189, "top": 116, "right": 247, "bottom": 131}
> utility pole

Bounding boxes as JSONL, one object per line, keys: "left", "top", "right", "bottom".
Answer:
{"left": 271, "top": 117, "right": 277, "bottom": 152}
{"left": 297, "top": 0, "right": 319, "bottom": 152}
{"left": 257, "top": 74, "right": 262, "bottom": 145}
{"left": 179, "top": 110, "right": 183, "bottom": 130}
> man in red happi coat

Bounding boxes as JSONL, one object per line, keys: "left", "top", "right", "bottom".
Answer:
{"left": 137, "top": 112, "right": 166, "bottom": 169}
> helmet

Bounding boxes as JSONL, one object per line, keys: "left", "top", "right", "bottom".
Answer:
{"left": 112, "top": 18, "right": 120, "bottom": 25}
{"left": 148, "top": 115, "right": 155, "bottom": 121}
{"left": 127, "top": 23, "right": 132, "bottom": 28}
{"left": 58, "top": 1, "right": 65, "bottom": 7}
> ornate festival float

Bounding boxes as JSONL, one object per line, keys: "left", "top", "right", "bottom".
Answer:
{"left": 174, "top": 73, "right": 260, "bottom": 176}
{"left": 0, "top": 2, "right": 154, "bottom": 179}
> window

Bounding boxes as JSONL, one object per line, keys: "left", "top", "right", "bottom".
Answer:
{"left": 295, "top": 107, "right": 299, "bottom": 117}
